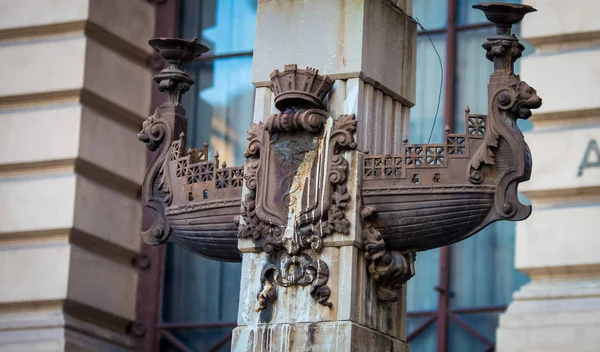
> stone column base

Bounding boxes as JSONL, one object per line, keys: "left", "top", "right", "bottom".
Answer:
{"left": 497, "top": 278, "right": 600, "bottom": 352}
{"left": 0, "top": 303, "right": 134, "bottom": 352}
{"left": 232, "top": 321, "right": 410, "bottom": 352}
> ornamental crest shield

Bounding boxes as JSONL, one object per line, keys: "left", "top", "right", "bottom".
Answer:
{"left": 237, "top": 65, "right": 357, "bottom": 309}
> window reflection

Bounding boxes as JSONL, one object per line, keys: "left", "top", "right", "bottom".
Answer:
{"left": 410, "top": 34, "right": 447, "bottom": 144}
{"left": 189, "top": 57, "right": 254, "bottom": 166}
{"left": 162, "top": 1, "right": 256, "bottom": 351}
{"left": 199, "top": 0, "right": 256, "bottom": 55}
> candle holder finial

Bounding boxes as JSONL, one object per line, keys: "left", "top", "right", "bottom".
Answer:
{"left": 473, "top": 2, "right": 537, "bottom": 37}
{"left": 148, "top": 37, "right": 209, "bottom": 105}
{"left": 473, "top": 3, "right": 537, "bottom": 75}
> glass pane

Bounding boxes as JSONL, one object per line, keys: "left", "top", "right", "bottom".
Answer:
{"left": 162, "top": 56, "right": 252, "bottom": 349}
{"left": 181, "top": 0, "right": 257, "bottom": 55}
{"left": 411, "top": 33, "right": 447, "bottom": 144}
{"left": 448, "top": 312, "right": 501, "bottom": 351}
{"left": 454, "top": 25, "right": 533, "bottom": 134}
{"left": 454, "top": 27, "right": 493, "bottom": 134}
{"left": 162, "top": 244, "right": 240, "bottom": 351}
{"left": 160, "top": 329, "right": 233, "bottom": 352}
{"left": 414, "top": 0, "right": 448, "bottom": 30}
{"left": 407, "top": 31, "right": 446, "bottom": 333}
{"left": 457, "top": 0, "right": 521, "bottom": 26}
{"left": 162, "top": 1, "right": 256, "bottom": 349}
{"left": 449, "top": 221, "right": 528, "bottom": 308}
{"left": 407, "top": 318, "right": 438, "bottom": 352}
{"left": 407, "top": 248, "right": 441, "bottom": 311}
{"left": 185, "top": 56, "right": 255, "bottom": 165}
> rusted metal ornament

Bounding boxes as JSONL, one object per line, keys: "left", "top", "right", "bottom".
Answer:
{"left": 137, "top": 2, "right": 542, "bottom": 305}
{"left": 360, "top": 2, "right": 541, "bottom": 301}
{"left": 138, "top": 37, "right": 242, "bottom": 262}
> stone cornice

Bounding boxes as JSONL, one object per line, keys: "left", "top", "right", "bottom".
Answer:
{"left": 523, "top": 185, "right": 600, "bottom": 203}
{"left": 0, "top": 88, "right": 145, "bottom": 132}
{"left": 0, "top": 20, "right": 152, "bottom": 68}
{"left": 0, "top": 157, "right": 141, "bottom": 200}
{"left": 0, "top": 89, "right": 81, "bottom": 109}
{"left": 0, "top": 21, "right": 86, "bottom": 42}
{"left": 526, "top": 30, "right": 600, "bottom": 51}
{"left": 0, "top": 299, "right": 136, "bottom": 346}
{"left": 0, "top": 228, "right": 139, "bottom": 268}
{"left": 530, "top": 107, "right": 600, "bottom": 129}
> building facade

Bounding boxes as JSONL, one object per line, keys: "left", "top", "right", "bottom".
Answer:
{"left": 0, "top": 0, "right": 598, "bottom": 351}
{"left": 496, "top": 0, "right": 600, "bottom": 351}
{"left": 0, "top": 0, "right": 155, "bottom": 350}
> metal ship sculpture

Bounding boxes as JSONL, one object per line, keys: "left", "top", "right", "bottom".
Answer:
{"left": 138, "top": 3, "right": 541, "bottom": 304}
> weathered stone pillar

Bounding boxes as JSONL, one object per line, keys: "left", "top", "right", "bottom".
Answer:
{"left": 232, "top": 1, "right": 416, "bottom": 351}
{"left": 0, "top": 1, "right": 154, "bottom": 350}
{"left": 496, "top": 0, "right": 600, "bottom": 350}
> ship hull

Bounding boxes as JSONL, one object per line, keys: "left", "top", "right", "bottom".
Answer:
{"left": 362, "top": 185, "right": 495, "bottom": 252}
{"left": 166, "top": 199, "right": 242, "bottom": 262}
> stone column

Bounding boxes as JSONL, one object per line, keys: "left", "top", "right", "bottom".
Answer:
{"left": 232, "top": 1, "right": 416, "bottom": 351}
{"left": 496, "top": 0, "right": 600, "bottom": 351}
{"left": 0, "top": 1, "right": 155, "bottom": 350}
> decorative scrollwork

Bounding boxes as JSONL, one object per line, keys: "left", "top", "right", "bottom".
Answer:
{"left": 482, "top": 38, "right": 524, "bottom": 65}
{"left": 256, "top": 253, "right": 332, "bottom": 311}
{"left": 238, "top": 122, "right": 266, "bottom": 242}
{"left": 330, "top": 113, "right": 358, "bottom": 152}
{"left": 361, "top": 207, "right": 415, "bottom": 302}
{"left": 469, "top": 169, "right": 484, "bottom": 184}
{"left": 369, "top": 250, "right": 416, "bottom": 302}
{"left": 239, "top": 114, "right": 357, "bottom": 250}
{"left": 265, "top": 108, "right": 327, "bottom": 134}
{"left": 469, "top": 80, "right": 541, "bottom": 172}
{"left": 238, "top": 91, "right": 357, "bottom": 309}
{"left": 138, "top": 109, "right": 173, "bottom": 245}
{"left": 235, "top": 65, "right": 357, "bottom": 309}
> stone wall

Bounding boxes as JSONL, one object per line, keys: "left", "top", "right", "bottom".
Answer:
{"left": 0, "top": 0, "right": 155, "bottom": 350}
{"left": 496, "top": 0, "right": 600, "bottom": 350}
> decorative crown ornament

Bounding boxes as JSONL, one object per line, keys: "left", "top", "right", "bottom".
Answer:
{"left": 270, "top": 64, "right": 334, "bottom": 111}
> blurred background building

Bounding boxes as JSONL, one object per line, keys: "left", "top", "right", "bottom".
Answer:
{"left": 0, "top": 0, "right": 598, "bottom": 351}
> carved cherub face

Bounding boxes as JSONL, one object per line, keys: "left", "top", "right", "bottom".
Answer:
{"left": 512, "top": 81, "right": 542, "bottom": 119}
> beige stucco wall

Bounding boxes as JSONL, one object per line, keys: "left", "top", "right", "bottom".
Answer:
{"left": 497, "top": 0, "right": 600, "bottom": 351}
{"left": 0, "top": 0, "right": 155, "bottom": 350}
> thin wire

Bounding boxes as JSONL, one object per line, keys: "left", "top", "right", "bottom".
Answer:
{"left": 394, "top": 6, "right": 445, "bottom": 144}
{"left": 414, "top": 18, "right": 444, "bottom": 144}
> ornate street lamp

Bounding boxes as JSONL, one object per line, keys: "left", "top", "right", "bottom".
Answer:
{"left": 138, "top": 1, "right": 541, "bottom": 312}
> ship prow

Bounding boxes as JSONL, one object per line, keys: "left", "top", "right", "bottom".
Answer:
{"left": 362, "top": 104, "right": 535, "bottom": 253}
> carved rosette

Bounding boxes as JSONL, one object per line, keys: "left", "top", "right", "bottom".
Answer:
{"left": 238, "top": 65, "right": 357, "bottom": 310}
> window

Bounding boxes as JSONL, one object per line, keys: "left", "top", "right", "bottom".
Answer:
{"left": 407, "top": 1, "right": 530, "bottom": 351}
{"left": 147, "top": 1, "right": 531, "bottom": 351}
{"left": 157, "top": 1, "right": 255, "bottom": 351}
